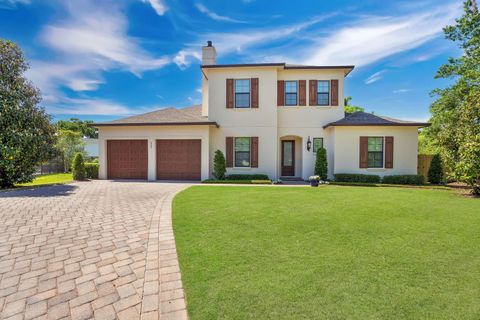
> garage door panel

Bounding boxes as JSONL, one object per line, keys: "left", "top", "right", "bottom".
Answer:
{"left": 107, "top": 140, "right": 148, "bottom": 179}
{"left": 156, "top": 140, "right": 201, "bottom": 180}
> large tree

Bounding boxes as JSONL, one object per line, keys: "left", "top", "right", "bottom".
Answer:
{"left": 344, "top": 96, "right": 365, "bottom": 114}
{"left": 0, "top": 39, "right": 56, "bottom": 188}
{"left": 427, "top": 0, "right": 480, "bottom": 194}
{"left": 57, "top": 118, "right": 97, "bottom": 138}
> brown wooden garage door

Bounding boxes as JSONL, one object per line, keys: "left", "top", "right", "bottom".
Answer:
{"left": 156, "top": 139, "right": 201, "bottom": 180}
{"left": 107, "top": 140, "right": 148, "bottom": 179}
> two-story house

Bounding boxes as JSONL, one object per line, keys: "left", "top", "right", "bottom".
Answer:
{"left": 94, "top": 41, "right": 428, "bottom": 181}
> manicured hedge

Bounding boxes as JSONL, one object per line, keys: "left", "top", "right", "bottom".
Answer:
{"left": 85, "top": 162, "right": 99, "bottom": 179}
{"left": 334, "top": 174, "right": 381, "bottom": 183}
{"left": 382, "top": 175, "right": 425, "bottom": 185}
{"left": 226, "top": 174, "right": 270, "bottom": 180}
{"left": 203, "top": 179, "right": 271, "bottom": 184}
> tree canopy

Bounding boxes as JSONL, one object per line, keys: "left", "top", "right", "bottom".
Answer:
{"left": 0, "top": 39, "right": 56, "bottom": 188}
{"left": 57, "top": 118, "right": 97, "bottom": 138}
{"left": 427, "top": 1, "right": 480, "bottom": 194}
{"left": 344, "top": 96, "right": 365, "bottom": 114}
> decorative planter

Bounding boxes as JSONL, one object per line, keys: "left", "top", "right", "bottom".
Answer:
{"left": 310, "top": 180, "right": 319, "bottom": 187}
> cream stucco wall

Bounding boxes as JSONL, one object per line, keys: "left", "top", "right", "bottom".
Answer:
{"left": 204, "top": 66, "right": 346, "bottom": 180}
{"left": 98, "top": 125, "right": 211, "bottom": 181}
{"left": 331, "top": 126, "right": 419, "bottom": 177}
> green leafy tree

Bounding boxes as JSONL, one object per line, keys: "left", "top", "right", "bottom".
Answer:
{"left": 418, "top": 130, "right": 440, "bottom": 155}
{"left": 0, "top": 39, "right": 56, "bottom": 188}
{"left": 314, "top": 147, "right": 328, "bottom": 180}
{"left": 428, "top": 154, "right": 444, "bottom": 184}
{"left": 213, "top": 150, "right": 226, "bottom": 180}
{"left": 426, "top": 1, "right": 480, "bottom": 194}
{"left": 72, "top": 152, "right": 86, "bottom": 181}
{"left": 344, "top": 96, "right": 365, "bottom": 114}
{"left": 56, "top": 129, "right": 85, "bottom": 172}
{"left": 57, "top": 118, "right": 97, "bottom": 138}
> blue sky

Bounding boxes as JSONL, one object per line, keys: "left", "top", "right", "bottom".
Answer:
{"left": 0, "top": 0, "right": 462, "bottom": 122}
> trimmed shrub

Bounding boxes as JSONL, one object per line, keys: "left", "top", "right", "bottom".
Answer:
{"left": 382, "top": 175, "right": 425, "bottom": 185}
{"left": 314, "top": 147, "right": 328, "bottom": 180}
{"left": 226, "top": 174, "right": 270, "bottom": 180}
{"left": 72, "top": 153, "right": 86, "bottom": 181}
{"left": 428, "top": 154, "right": 443, "bottom": 184}
{"left": 85, "top": 162, "right": 99, "bottom": 179}
{"left": 213, "top": 150, "right": 226, "bottom": 180}
{"left": 334, "top": 173, "right": 381, "bottom": 183}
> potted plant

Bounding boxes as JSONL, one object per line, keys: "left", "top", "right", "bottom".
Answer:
{"left": 309, "top": 175, "right": 320, "bottom": 187}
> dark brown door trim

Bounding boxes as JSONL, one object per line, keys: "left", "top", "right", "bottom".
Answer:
{"left": 281, "top": 140, "right": 295, "bottom": 176}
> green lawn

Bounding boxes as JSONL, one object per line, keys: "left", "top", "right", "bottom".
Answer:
{"left": 173, "top": 186, "right": 480, "bottom": 320}
{"left": 16, "top": 173, "right": 73, "bottom": 187}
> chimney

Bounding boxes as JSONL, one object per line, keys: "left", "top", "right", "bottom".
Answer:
{"left": 202, "top": 41, "right": 216, "bottom": 65}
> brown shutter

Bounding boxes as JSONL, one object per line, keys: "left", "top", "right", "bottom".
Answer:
{"left": 226, "top": 79, "right": 234, "bottom": 108}
{"left": 251, "top": 78, "right": 259, "bottom": 108}
{"left": 331, "top": 79, "right": 339, "bottom": 106}
{"left": 226, "top": 137, "right": 234, "bottom": 168}
{"left": 309, "top": 80, "right": 317, "bottom": 106}
{"left": 385, "top": 136, "right": 394, "bottom": 168}
{"left": 359, "top": 136, "right": 368, "bottom": 168}
{"left": 251, "top": 137, "right": 258, "bottom": 168}
{"left": 298, "top": 80, "right": 306, "bottom": 106}
{"left": 277, "top": 80, "right": 284, "bottom": 106}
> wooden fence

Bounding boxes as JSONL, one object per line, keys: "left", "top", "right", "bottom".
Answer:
{"left": 418, "top": 154, "right": 434, "bottom": 178}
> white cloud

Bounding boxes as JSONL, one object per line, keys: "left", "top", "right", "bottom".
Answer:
{"left": 27, "top": 0, "right": 172, "bottom": 115}
{"left": 40, "top": 1, "right": 170, "bottom": 75}
{"left": 393, "top": 89, "right": 411, "bottom": 94}
{"left": 46, "top": 97, "right": 161, "bottom": 116}
{"left": 141, "top": 0, "right": 167, "bottom": 16}
{"left": 300, "top": 3, "right": 461, "bottom": 67}
{"left": 174, "top": 16, "right": 330, "bottom": 68}
{"left": 195, "top": 3, "right": 246, "bottom": 23}
{"left": 365, "top": 70, "right": 386, "bottom": 84}
{"left": 0, "top": 0, "right": 30, "bottom": 8}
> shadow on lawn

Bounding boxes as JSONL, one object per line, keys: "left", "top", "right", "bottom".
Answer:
{"left": 0, "top": 184, "right": 77, "bottom": 198}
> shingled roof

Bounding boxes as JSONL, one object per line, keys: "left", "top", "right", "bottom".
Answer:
{"left": 323, "top": 111, "right": 429, "bottom": 128}
{"left": 93, "top": 105, "right": 218, "bottom": 127}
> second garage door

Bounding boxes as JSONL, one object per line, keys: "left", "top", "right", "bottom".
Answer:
{"left": 107, "top": 140, "right": 148, "bottom": 179}
{"left": 156, "top": 139, "right": 201, "bottom": 180}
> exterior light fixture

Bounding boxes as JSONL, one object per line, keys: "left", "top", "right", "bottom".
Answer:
{"left": 307, "top": 136, "right": 312, "bottom": 151}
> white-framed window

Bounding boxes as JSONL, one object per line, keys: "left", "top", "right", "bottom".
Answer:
{"left": 234, "top": 137, "right": 251, "bottom": 167}
{"left": 235, "top": 79, "right": 250, "bottom": 108}
{"left": 285, "top": 81, "right": 298, "bottom": 106}
{"left": 368, "top": 137, "right": 384, "bottom": 168}
{"left": 317, "top": 81, "right": 330, "bottom": 106}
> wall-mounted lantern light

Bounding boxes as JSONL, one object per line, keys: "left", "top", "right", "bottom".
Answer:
{"left": 306, "top": 136, "right": 312, "bottom": 151}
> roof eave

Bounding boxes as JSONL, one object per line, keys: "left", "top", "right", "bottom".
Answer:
{"left": 92, "top": 121, "right": 219, "bottom": 128}
{"left": 323, "top": 123, "right": 431, "bottom": 129}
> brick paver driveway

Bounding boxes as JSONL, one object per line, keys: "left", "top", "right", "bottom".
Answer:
{"left": 0, "top": 180, "right": 190, "bottom": 320}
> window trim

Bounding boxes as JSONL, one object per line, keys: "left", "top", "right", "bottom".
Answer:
{"left": 317, "top": 80, "right": 330, "bottom": 106}
{"left": 284, "top": 80, "right": 298, "bottom": 106}
{"left": 234, "top": 137, "right": 251, "bottom": 168}
{"left": 234, "top": 79, "right": 251, "bottom": 109}
{"left": 367, "top": 136, "right": 384, "bottom": 168}
{"left": 313, "top": 137, "right": 324, "bottom": 153}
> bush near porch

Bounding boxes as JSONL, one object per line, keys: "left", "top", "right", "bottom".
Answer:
{"left": 173, "top": 186, "right": 480, "bottom": 320}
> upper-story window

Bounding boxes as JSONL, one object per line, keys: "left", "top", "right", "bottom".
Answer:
{"left": 235, "top": 79, "right": 250, "bottom": 108}
{"left": 285, "top": 81, "right": 297, "bottom": 106}
{"left": 368, "top": 137, "right": 384, "bottom": 168}
{"left": 317, "top": 81, "right": 330, "bottom": 106}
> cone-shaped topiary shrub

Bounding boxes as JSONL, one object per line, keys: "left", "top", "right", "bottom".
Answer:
{"left": 428, "top": 154, "right": 444, "bottom": 184}
{"left": 72, "top": 152, "right": 86, "bottom": 181}
{"left": 314, "top": 147, "right": 328, "bottom": 180}
{"left": 213, "top": 150, "right": 226, "bottom": 180}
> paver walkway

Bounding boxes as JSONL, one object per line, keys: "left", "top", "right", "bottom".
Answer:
{"left": 0, "top": 180, "right": 190, "bottom": 320}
